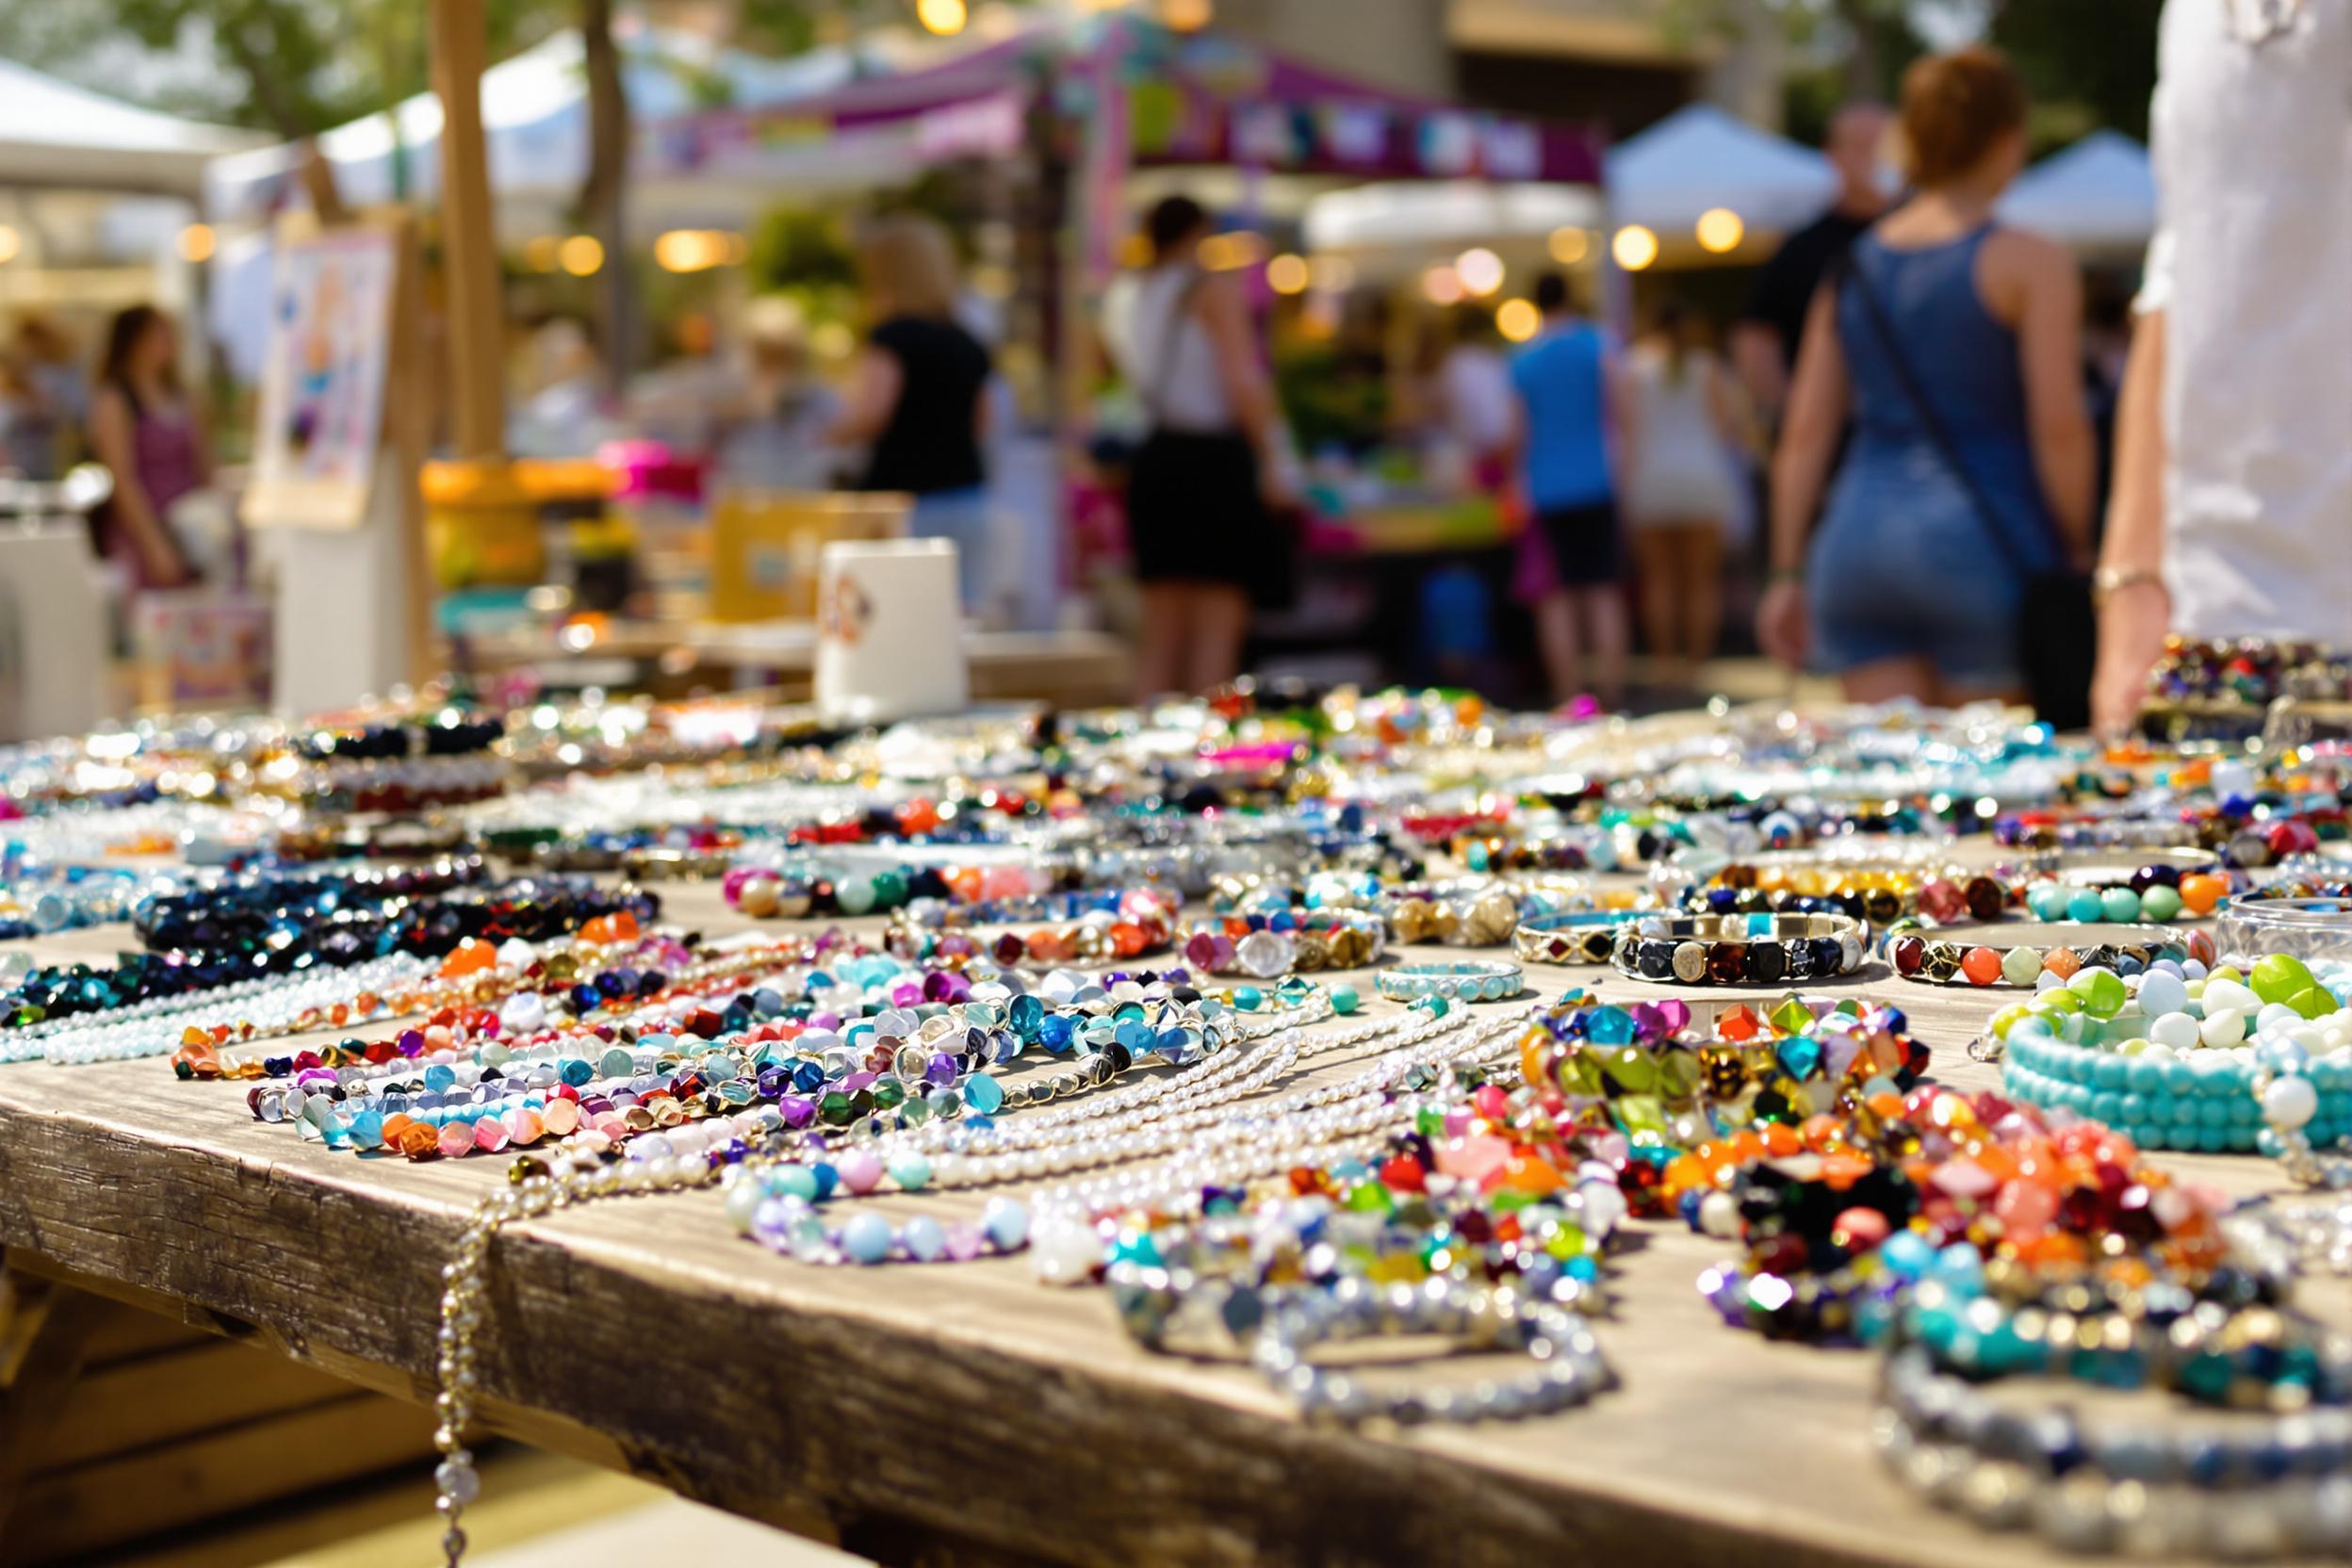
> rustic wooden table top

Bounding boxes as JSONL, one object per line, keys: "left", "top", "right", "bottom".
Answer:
{"left": 0, "top": 881, "right": 2328, "bottom": 1568}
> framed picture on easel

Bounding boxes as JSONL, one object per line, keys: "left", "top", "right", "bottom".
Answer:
{"left": 243, "top": 221, "right": 399, "bottom": 531}
{"left": 241, "top": 209, "right": 434, "bottom": 711}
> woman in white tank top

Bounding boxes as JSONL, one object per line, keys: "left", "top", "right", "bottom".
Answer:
{"left": 1619, "top": 302, "right": 1751, "bottom": 686}
{"left": 1105, "top": 196, "right": 1289, "bottom": 700}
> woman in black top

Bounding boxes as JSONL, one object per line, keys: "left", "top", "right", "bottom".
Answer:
{"left": 831, "top": 215, "right": 995, "bottom": 610}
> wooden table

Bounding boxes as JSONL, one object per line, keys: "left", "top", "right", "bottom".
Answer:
{"left": 0, "top": 883, "right": 2322, "bottom": 1568}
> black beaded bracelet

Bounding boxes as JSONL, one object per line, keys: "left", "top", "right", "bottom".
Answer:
{"left": 1609, "top": 912, "right": 1867, "bottom": 987}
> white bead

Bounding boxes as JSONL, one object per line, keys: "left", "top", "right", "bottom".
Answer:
{"left": 2262, "top": 1074, "right": 2319, "bottom": 1131}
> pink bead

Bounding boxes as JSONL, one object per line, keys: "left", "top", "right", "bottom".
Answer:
{"left": 473, "top": 1119, "right": 512, "bottom": 1153}
{"left": 838, "top": 1150, "right": 884, "bottom": 1194}
{"left": 437, "top": 1121, "right": 476, "bottom": 1159}
{"left": 505, "top": 1107, "right": 545, "bottom": 1144}
{"left": 1833, "top": 1206, "right": 1891, "bottom": 1250}
{"left": 982, "top": 866, "right": 1028, "bottom": 901}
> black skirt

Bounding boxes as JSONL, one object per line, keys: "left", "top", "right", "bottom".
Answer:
{"left": 1127, "top": 429, "right": 1266, "bottom": 589}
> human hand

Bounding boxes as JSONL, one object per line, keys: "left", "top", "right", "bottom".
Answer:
{"left": 2090, "top": 577, "right": 2169, "bottom": 740}
{"left": 1756, "top": 577, "right": 1810, "bottom": 669}
{"left": 141, "top": 541, "right": 193, "bottom": 590}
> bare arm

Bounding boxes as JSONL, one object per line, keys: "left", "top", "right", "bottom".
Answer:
{"left": 1604, "top": 349, "right": 1640, "bottom": 483}
{"left": 1196, "top": 275, "right": 1277, "bottom": 457}
{"left": 1767, "top": 286, "right": 1849, "bottom": 576}
{"left": 2009, "top": 239, "right": 2096, "bottom": 561}
{"left": 1728, "top": 322, "right": 1788, "bottom": 425}
{"left": 825, "top": 348, "right": 904, "bottom": 447}
{"left": 89, "top": 387, "right": 184, "bottom": 579}
{"left": 2090, "top": 307, "right": 2171, "bottom": 736}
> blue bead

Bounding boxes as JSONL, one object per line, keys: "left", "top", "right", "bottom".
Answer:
{"left": 982, "top": 1196, "right": 1029, "bottom": 1251}
{"left": 901, "top": 1216, "right": 946, "bottom": 1262}
{"left": 963, "top": 1072, "right": 1004, "bottom": 1115}
{"left": 841, "top": 1213, "right": 893, "bottom": 1265}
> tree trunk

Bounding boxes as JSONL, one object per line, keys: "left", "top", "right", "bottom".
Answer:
{"left": 580, "top": 0, "right": 633, "bottom": 394}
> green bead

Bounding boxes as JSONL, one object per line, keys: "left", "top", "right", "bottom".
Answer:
{"left": 2250, "top": 954, "right": 2317, "bottom": 1007}
{"left": 2100, "top": 888, "right": 2141, "bottom": 923}
{"left": 1330, "top": 984, "right": 1359, "bottom": 1015}
{"left": 869, "top": 870, "right": 909, "bottom": 907}
{"left": 1418, "top": 995, "right": 1449, "bottom": 1018}
{"left": 2069, "top": 967, "right": 2128, "bottom": 1019}
{"left": 2140, "top": 885, "right": 2182, "bottom": 922}
{"left": 2287, "top": 985, "right": 2338, "bottom": 1021}
{"left": 1344, "top": 1182, "right": 1393, "bottom": 1213}
{"left": 2000, "top": 947, "right": 2043, "bottom": 986}
{"left": 834, "top": 875, "right": 877, "bottom": 916}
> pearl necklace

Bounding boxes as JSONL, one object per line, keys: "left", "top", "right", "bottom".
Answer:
{"left": 7, "top": 953, "right": 436, "bottom": 1067}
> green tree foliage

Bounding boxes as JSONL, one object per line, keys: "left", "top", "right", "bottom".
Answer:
{"left": 1986, "top": 0, "right": 2159, "bottom": 149}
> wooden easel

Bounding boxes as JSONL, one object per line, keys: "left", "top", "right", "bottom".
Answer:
{"left": 242, "top": 209, "right": 435, "bottom": 711}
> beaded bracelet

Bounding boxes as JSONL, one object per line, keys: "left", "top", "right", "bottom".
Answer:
{"left": 1178, "top": 910, "right": 1385, "bottom": 978}
{"left": 1984, "top": 955, "right": 2350, "bottom": 1156}
{"left": 749, "top": 1192, "right": 1032, "bottom": 1266}
{"left": 1610, "top": 912, "right": 1867, "bottom": 987}
{"left": 1885, "top": 921, "right": 2213, "bottom": 988}
{"left": 1251, "top": 1278, "right": 1613, "bottom": 1428}
{"left": 1874, "top": 1341, "right": 2352, "bottom": 1559}
{"left": 1512, "top": 909, "right": 1638, "bottom": 966}
{"left": 1374, "top": 960, "right": 1525, "bottom": 1004}
{"left": 1382, "top": 880, "right": 1526, "bottom": 947}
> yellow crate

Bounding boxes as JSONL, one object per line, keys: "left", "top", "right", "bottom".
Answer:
{"left": 708, "top": 489, "right": 909, "bottom": 623}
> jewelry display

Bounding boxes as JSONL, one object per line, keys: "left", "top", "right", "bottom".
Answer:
{"left": 1373, "top": 960, "right": 1525, "bottom": 1004}
{"left": 1885, "top": 922, "right": 2215, "bottom": 987}
{"left": 1611, "top": 912, "right": 1867, "bottom": 986}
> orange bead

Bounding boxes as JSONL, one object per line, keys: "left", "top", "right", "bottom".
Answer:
{"left": 2178, "top": 874, "right": 2227, "bottom": 916}
{"left": 1764, "top": 1121, "right": 1803, "bottom": 1157}
{"left": 1960, "top": 946, "right": 2003, "bottom": 986}
{"left": 438, "top": 938, "right": 497, "bottom": 979}
{"left": 2040, "top": 947, "right": 2082, "bottom": 979}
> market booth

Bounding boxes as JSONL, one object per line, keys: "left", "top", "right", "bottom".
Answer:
{"left": 659, "top": 15, "right": 1607, "bottom": 694}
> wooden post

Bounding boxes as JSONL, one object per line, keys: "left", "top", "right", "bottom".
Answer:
{"left": 430, "top": 0, "right": 506, "bottom": 463}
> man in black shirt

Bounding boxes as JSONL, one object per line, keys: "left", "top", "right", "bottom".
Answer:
{"left": 1730, "top": 102, "right": 1893, "bottom": 428}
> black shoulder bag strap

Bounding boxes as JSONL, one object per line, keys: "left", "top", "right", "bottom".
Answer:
{"left": 1836, "top": 246, "right": 2034, "bottom": 579}
{"left": 1838, "top": 241, "right": 2095, "bottom": 725}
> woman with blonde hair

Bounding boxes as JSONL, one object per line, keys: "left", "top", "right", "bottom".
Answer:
{"left": 1757, "top": 46, "right": 2094, "bottom": 709}
{"left": 830, "top": 214, "right": 994, "bottom": 607}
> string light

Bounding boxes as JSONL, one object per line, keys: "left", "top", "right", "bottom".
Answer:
{"left": 1453, "top": 246, "right": 1505, "bottom": 297}
{"left": 653, "top": 230, "right": 743, "bottom": 273}
{"left": 1694, "top": 207, "right": 1744, "bottom": 253}
{"left": 1610, "top": 224, "right": 1658, "bottom": 271}
{"left": 558, "top": 235, "right": 605, "bottom": 276}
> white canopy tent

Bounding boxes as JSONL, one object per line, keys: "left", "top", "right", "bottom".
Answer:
{"left": 1603, "top": 103, "right": 1836, "bottom": 239}
{"left": 1303, "top": 180, "right": 1606, "bottom": 268}
{"left": 204, "top": 25, "right": 882, "bottom": 237}
{"left": 1998, "top": 130, "right": 2154, "bottom": 253}
{"left": 0, "top": 57, "right": 259, "bottom": 197}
